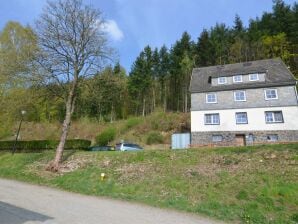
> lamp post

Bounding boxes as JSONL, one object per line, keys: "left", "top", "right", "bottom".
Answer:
{"left": 12, "top": 110, "right": 26, "bottom": 155}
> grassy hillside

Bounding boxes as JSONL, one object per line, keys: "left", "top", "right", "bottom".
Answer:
{"left": 1, "top": 111, "right": 190, "bottom": 148}
{"left": 0, "top": 143, "right": 297, "bottom": 223}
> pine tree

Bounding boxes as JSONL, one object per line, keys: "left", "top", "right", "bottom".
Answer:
{"left": 195, "top": 29, "right": 214, "bottom": 66}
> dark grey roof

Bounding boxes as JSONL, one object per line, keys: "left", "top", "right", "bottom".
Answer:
{"left": 190, "top": 58, "right": 297, "bottom": 93}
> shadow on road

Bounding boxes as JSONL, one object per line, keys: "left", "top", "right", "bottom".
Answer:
{"left": 0, "top": 201, "right": 53, "bottom": 224}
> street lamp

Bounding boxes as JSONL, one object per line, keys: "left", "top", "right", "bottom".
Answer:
{"left": 12, "top": 110, "right": 26, "bottom": 155}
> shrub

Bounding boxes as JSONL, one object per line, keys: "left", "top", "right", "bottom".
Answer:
{"left": 96, "top": 127, "right": 116, "bottom": 146}
{"left": 0, "top": 139, "right": 91, "bottom": 152}
{"left": 125, "top": 117, "right": 142, "bottom": 130}
{"left": 64, "top": 139, "right": 91, "bottom": 149}
{"left": 146, "top": 132, "right": 164, "bottom": 145}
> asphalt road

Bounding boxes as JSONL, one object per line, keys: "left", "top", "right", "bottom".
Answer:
{"left": 0, "top": 178, "right": 223, "bottom": 224}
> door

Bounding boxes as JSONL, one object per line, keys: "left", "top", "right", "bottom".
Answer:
{"left": 235, "top": 134, "right": 246, "bottom": 146}
{"left": 171, "top": 133, "right": 190, "bottom": 149}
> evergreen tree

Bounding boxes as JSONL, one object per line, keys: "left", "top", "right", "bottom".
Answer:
{"left": 195, "top": 29, "right": 214, "bottom": 66}
{"left": 209, "top": 23, "right": 232, "bottom": 65}
{"left": 169, "top": 32, "right": 195, "bottom": 111}
{"left": 158, "top": 45, "right": 170, "bottom": 111}
{"left": 233, "top": 14, "right": 244, "bottom": 34}
{"left": 128, "top": 46, "right": 153, "bottom": 116}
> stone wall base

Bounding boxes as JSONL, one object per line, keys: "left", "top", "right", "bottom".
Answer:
{"left": 191, "top": 130, "right": 298, "bottom": 147}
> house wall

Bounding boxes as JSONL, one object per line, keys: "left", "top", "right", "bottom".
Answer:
{"left": 191, "top": 130, "right": 298, "bottom": 146}
{"left": 191, "top": 105, "right": 298, "bottom": 146}
{"left": 191, "top": 106, "right": 298, "bottom": 132}
{"left": 191, "top": 86, "right": 298, "bottom": 111}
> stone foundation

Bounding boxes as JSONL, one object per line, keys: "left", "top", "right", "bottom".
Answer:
{"left": 191, "top": 130, "right": 298, "bottom": 147}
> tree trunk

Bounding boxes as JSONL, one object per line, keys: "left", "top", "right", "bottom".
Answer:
{"left": 142, "top": 97, "right": 146, "bottom": 117}
{"left": 163, "top": 85, "right": 167, "bottom": 112}
{"left": 110, "top": 103, "right": 114, "bottom": 123}
{"left": 47, "top": 77, "right": 77, "bottom": 172}
{"left": 152, "top": 87, "right": 156, "bottom": 113}
{"left": 184, "top": 87, "right": 188, "bottom": 113}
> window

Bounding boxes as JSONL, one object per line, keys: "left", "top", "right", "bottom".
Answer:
{"left": 267, "top": 134, "right": 278, "bottom": 141}
{"left": 212, "top": 135, "right": 223, "bottom": 142}
{"left": 205, "top": 113, "right": 220, "bottom": 125}
{"left": 267, "top": 135, "right": 278, "bottom": 141}
{"left": 234, "top": 91, "right": 246, "bottom": 101}
{"left": 249, "top": 73, "right": 259, "bottom": 81}
{"left": 218, "top": 77, "right": 227, "bottom": 84}
{"left": 264, "top": 89, "right": 278, "bottom": 100}
{"left": 247, "top": 134, "right": 254, "bottom": 142}
{"left": 235, "top": 112, "right": 248, "bottom": 124}
{"left": 265, "top": 111, "right": 284, "bottom": 123}
{"left": 206, "top": 93, "right": 217, "bottom": 103}
{"left": 233, "top": 75, "right": 243, "bottom": 83}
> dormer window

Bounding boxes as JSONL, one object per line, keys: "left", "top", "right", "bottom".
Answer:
{"left": 218, "top": 77, "right": 227, "bottom": 84}
{"left": 249, "top": 73, "right": 259, "bottom": 81}
{"left": 233, "top": 75, "right": 243, "bottom": 83}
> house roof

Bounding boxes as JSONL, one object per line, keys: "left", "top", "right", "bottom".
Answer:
{"left": 190, "top": 58, "right": 297, "bottom": 93}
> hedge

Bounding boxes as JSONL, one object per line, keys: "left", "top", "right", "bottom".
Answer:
{"left": 0, "top": 139, "right": 91, "bottom": 152}
{"left": 96, "top": 127, "right": 116, "bottom": 146}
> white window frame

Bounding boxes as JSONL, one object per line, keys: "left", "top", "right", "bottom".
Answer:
{"left": 235, "top": 112, "right": 248, "bottom": 124}
{"left": 265, "top": 111, "right": 284, "bottom": 123}
{"left": 249, "top": 73, "right": 259, "bottom": 81}
{"left": 204, "top": 113, "right": 220, "bottom": 125}
{"left": 206, "top": 93, "right": 217, "bottom": 104}
{"left": 233, "top": 75, "right": 243, "bottom": 83}
{"left": 234, "top": 90, "right": 246, "bottom": 102}
{"left": 218, "top": 77, "right": 227, "bottom": 84}
{"left": 264, "top": 89, "right": 278, "bottom": 100}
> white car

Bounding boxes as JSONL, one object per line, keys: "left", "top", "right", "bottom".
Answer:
{"left": 115, "top": 143, "right": 143, "bottom": 151}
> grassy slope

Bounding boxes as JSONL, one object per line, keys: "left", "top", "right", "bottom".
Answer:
{"left": 1, "top": 111, "right": 190, "bottom": 147}
{"left": 0, "top": 144, "right": 297, "bottom": 223}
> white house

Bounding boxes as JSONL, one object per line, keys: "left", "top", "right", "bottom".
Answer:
{"left": 190, "top": 58, "right": 298, "bottom": 146}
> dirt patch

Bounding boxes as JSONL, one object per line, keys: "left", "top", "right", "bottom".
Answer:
{"left": 115, "top": 163, "right": 153, "bottom": 183}
{"left": 184, "top": 155, "right": 249, "bottom": 179}
{"left": 184, "top": 151, "right": 297, "bottom": 179}
{"left": 59, "top": 156, "right": 93, "bottom": 173}
{"left": 27, "top": 160, "right": 60, "bottom": 179}
{"left": 26, "top": 154, "right": 95, "bottom": 177}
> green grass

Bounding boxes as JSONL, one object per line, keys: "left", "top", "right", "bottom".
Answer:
{"left": 0, "top": 143, "right": 297, "bottom": 223}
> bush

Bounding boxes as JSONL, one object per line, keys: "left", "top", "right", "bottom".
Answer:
{"left": 146, "top": 132, "right": 164, "bottom": 145}
{"left": 96, "top": 127, "right": 116, "bottom": 146}
{"left": 124, "top": 117, "right": 142, "bottom": 131}
{"left": 0, "top": 139, "right": 91, "bottom": 152}
{"left": 64, "top": 139, "right": 91, "bottom": 149}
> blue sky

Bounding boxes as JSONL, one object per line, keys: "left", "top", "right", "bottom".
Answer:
{"left": 0, "top": 0, "right": 296, "bottom": 72}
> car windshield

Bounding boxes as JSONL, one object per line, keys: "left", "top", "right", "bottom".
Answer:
{"left": 123, "top": 143, "right": 142, "bottom": 149}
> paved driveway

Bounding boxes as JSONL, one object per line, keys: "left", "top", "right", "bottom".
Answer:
{"left": 0, "top": 178, "right": 223, "bottom": 224}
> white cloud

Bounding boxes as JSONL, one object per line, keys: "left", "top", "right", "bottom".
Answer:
{"left": 101, "top": 19, "right": 124, "bottom": 41}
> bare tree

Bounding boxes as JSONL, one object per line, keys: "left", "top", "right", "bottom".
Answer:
{"left": 35, "top": 0, "right": 111, "bottom": 171}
